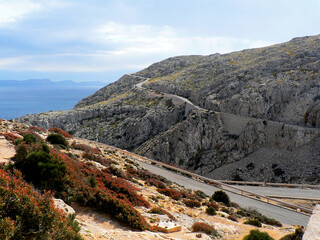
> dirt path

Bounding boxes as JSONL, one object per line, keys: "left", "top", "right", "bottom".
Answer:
{"left": 0, "top": 136, "right": 15, "bottom": 164}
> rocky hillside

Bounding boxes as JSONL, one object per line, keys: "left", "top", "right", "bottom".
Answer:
{"left": 0, "top": 119, "right": 300, "bottom": 240}
{"left": 18, "top": 35, "right": 320, "bottom": 184}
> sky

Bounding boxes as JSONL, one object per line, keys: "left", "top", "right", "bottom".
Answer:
{"left": 0, "top": 0, "right": 319, "bottom": 83}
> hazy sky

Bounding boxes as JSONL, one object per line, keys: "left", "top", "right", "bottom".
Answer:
{"left": 0, "top": 0, "right": 319, "bottom": 82}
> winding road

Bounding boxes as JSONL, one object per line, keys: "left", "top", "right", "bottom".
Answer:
{"left": 123, "top": 73, "right": 320, "bottom": 226}
{"left": 138, "top": 160, "right": 310, "bottom": 226}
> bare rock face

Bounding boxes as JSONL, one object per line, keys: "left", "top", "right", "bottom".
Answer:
{"left": 17, "top": 35, "right": 320, "bottom": 183}
{"left": 303, "top": 205, "right": 320, "bottom": 240}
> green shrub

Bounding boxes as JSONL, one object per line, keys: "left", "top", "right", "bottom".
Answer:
{"left": 244, "top": 218, "right": 262, "bottom": 227}
{"left": 47, "top": 133, "right": 68, "bottom": 147}
{"left": 206, "top": 206, "right": 216, "bottom": 215}
{"left": 211, "top": 190, "right": 230, "bottom": 206}
{"left": 22, "top": 133, "right": 37, "bottom": 144}
{"left": 243, "top": 230, "right": 274, "bottom": 240}
{"left": 15, "top": 150, "right": 67, "bottom": 190}
{"left": 279, "top": 227, "right": 304, "bottom": 240}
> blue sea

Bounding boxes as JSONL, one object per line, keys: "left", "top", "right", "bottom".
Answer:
{"left": 0, "top": 87, "right": 100, "bottom": 120}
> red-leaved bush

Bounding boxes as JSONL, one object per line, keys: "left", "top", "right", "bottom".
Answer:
{"left": 49, "top": 127, "right": 73, "bottom": 138}
{"left": 192, "top": 222, "right": 217, "bottom": 236}
{"left": 28, "top": 126, "right": 46, "bottom": 133}
{"left": 0, "top": 132, "right": 23, "bottom": 142}
{"left": 71, "top": 143, "right": 100, "bottom": 154}
{"left": 145, "top": 178, "right": 167, "bottom": 189}
{"left": 0, "top": 169, "right": 82, "bottom": 239}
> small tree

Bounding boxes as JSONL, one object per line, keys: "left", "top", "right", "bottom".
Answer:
{"left": 211, "top": 190, "right": 230, "bottom": 206}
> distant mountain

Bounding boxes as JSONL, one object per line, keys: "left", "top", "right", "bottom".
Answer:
{"left": 0, "top": 79, "right": 105, "bottom": 89}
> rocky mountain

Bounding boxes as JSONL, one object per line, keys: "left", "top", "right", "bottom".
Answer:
{"left": 17, "top": 35, "right": 320, "bottom": 184}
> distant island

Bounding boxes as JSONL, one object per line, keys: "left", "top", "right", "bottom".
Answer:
{"left": 0, "top": 78, "right": 105, "bottom": 89}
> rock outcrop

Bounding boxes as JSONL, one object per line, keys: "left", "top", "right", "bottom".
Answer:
{"left": 17, "top": 35, "right": 320, "bottom": 183}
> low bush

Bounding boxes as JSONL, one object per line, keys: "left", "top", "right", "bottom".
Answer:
{"left": 279, "top": 227, "right": 304, "bottom": 240}
{"left": 204, "top": 202, "right": 220, "bottom": 210}
{"left": 243, "top": 230, "right": 274, "bottom": 240}
{"left": 221, "top": 207, "right": 231, "bottom": 214}
{"left": 0, "top": 132, "right": 22, "bottom": 142}
{"left": 145, "top": 178, "right": 167, "bottom": 189}
{"left": 47, "top": 133, "right": 68, "bottom": 147}
{"left": 28, "top": 126, "right": 46, "bottom": 133}
{"left": 211, "top": 190, "right": 230, "bottom": 206}
{"left": 71, "top": 143, "right": 100, "bottom": 154}
{"left": 158, "top": 188, "right": 182, "bottom": 200}
{"left": 244, "top": 219, "right": 262, "bottom": 227}
{"left": 49, "top": 127, "right": 73, "bottom": 138}
{"left": 19, "top": 131, "right": 43, "bottom": 141}
{"left": 206, "top": 206, "right": 216, "bottom": 215}
{"left": 194, "top": 190, "right": 208, "bottom": 199}
{"left": 228, "top": 215, "right": 238, "bottom": 222}
{"left": 127, "top": 167, "right": 169, "bottom": 183}
{"left": 148, "top": 207, "right": 175, "bottom": 220}
{"left": 183, "top": 199, "right": 201, "bottom": 208}
{"left": 237, "top": 208, "right": 282, "bottom": 227}
{"left": 192, "top": 222, "right": 217, "bottom": 236}
{"left": 82, "top": 151, "right": 112, "bottom": 166}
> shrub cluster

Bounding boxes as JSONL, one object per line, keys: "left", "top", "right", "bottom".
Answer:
{"left": 71, "top": 143, "right": 100, "bottom": 154}
{"left": 28, "top": 126, "right": 46, "bottom": 133}
{"left": 279, "top": 227, "right": 304, "bottom": 240}
{"left": 243, "top": 230, "right": 274, "bottom": 240}
{"left": 183, "top": 199, "right": 201, "bottom": 208}
{"left": 0, "top": 132, "right": 22, "bottom": 142}
{"left": 192, "top": 222, "right": 217, "bottom": 236}
{"left": 48, "top": 127, "right": 73, "bottom": 138}
{"left": 0, "top": 169, "right": 82, "bottom": 240}
{"left": 237, "top": 208, "right": 282, "bottom": 227}
{"left": 82, "top": 151, "right": 112, "bottom": 166}
{"left": 244, "top": 218, "right": 262, "bottom": 227}
{"left": 12, "top": 135, "right": 151, "bottom": 231}
{"left": 145, "top": 178, "right": 167, "bottom": 189}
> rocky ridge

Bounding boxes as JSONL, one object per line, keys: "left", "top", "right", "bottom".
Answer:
{"left": 17, "top": 35, "right": 320, "bottom": 183}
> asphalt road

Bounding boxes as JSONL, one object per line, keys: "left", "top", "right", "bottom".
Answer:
{"left": 137, "top": 161, "right": 310, "bottom": 226}
{"left": 233, "top": 185, "right": 320, "bottom": 200}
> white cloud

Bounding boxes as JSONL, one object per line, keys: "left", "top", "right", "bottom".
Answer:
{"left": 96, "top": 21, "right": 273, "bottom": 56}
{"left": 0, "top": 0, "right": 67, "bottom": 26}
{"left": 0, "top": 0, "right": 41, "bottom": 25}
{"left": 0, "top": 21, "right": 274, "bottom": 72}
